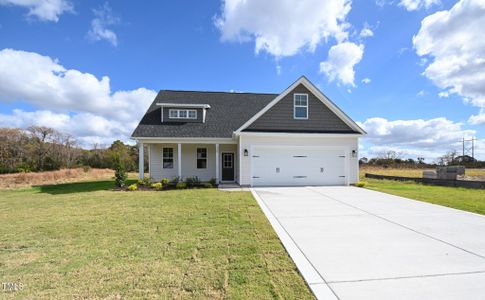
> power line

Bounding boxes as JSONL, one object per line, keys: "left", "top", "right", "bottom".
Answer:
{"left": 462, "top": 137, "right": 478, "bottom": 159}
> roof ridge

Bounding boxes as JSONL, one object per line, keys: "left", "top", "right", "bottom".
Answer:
{"left": 159, "top": 89, "right": 278, "bottom": 95}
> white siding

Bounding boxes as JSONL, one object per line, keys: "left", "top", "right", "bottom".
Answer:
{"left": 148, "top": 143, "right": 238, "bottom": 182}
{"left": 239, "top": 135, "right": 359, "bottom": 186}
{"left": 181, "top": 144, "right": 215, "bottom": 181}
{"left": 146, "top": 136, "right": 358, "bottom": 185}
{"left": 149, "top": 144, "right": 178, "bottom": 180}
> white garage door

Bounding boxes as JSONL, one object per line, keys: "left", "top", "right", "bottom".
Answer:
{"left": 251, "top": 147, "right": 347, "bottom": 186}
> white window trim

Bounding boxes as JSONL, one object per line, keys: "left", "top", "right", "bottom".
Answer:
{"left": 169, "top": 109, "right": 197, "bottom": 119}
{"left": 294, "top": 93, "right": 308, "bottom": 119}
{"left": 162, "top": 147, "right": 174, "bottom": 169}
{"left": 196, "top": 147, "right": 207, "bottom": 169}
{"left": 222, "top": 153, "right": 233, "bottom": 169}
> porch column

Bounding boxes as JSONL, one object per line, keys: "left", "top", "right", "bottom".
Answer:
{"left": 138, "top": 142, "right": 144, "bottom": 180}
{"left": 215, "top": 144, "right": 220, "bottom": 183}
{"left": 177, "top": 143, "right": 182, "bottom": 178}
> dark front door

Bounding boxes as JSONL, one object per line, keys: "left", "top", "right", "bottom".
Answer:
{"left": 221, "top": 153, "right": 234, "bottom": 181}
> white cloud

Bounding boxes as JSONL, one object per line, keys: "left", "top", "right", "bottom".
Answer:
{"left": 0, "top": 109, "right": 129, "bottom": 146}
{"left": 0, "top": 48, "right": 156, "bottom": 147}
{"left": 469, "top": 109, "right": 485, "bottom": 125}
{"left": 418, "top": 57, "right": 428, "bottom": 66}
{"left": 438, "top": 91, "right": 449, "bottom": 98}
{"left": 362, "top": 78, "right": 371, "bottom": 84}
{"left": 320, "top": 42, "right": 364, "bottom": 86}
{"left": 359, "top": 117, "right": 479, "bottom": 159}
{"left": 359, "top": 23, "right": 374, "bottom": 38}
{"left": 359, "top": 28, "right": 374, "bottom": 38}
{"left": 276, "top": 64, "right": 281, "bottom": 75}
{"left": 214, "top": 0, "right": 352, "bottom": 57}
{"left": 417, "top": 90, "right": 425, "bottom": 96}
{"left": 87, "top": 3, "right": 119, "bottom": 47}
{"left": 414, "top": 0, "right": 485, "bottom": 112}
{"left": 399, "top": 0, "right": 440, "bottom": 11}
{"left": 375, "top": 0, "right": 387, "bottom": 7}
{"left": 0, "top": 0, "right": 72, "bottom": 22}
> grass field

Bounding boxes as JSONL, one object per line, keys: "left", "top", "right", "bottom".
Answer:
{"left": 359, "top": 167, "right": 485, "bottom": 215}
{"left": 361, "top": 166, "right": 485, "bottom": 180}
{"left": 0, "top": 181, "right": 313, "bottom": 299}
{"left": 362, "top": 178, "right": 485, "bottom": 215}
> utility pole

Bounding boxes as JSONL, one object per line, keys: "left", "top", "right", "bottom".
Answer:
{"left": 462, "top": 137, "right": 477, "bottom": 160}
{"left": 472, "top": 138, "right": 475, "bottom": 159}
{"left": 463, "top": 137, "right": 465, "bottom": 157}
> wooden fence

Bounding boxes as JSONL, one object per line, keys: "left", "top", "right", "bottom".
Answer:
{"left": 365, "top": 173, "right": 485, "bottom": 189}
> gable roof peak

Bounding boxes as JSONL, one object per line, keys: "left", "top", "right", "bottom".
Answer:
{"left": 234, "top": 75, "right": 366, "bottom": 135}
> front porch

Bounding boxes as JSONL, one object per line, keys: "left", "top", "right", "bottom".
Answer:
{"left": 138, "top": 141, "right": 239, "bottom": 184}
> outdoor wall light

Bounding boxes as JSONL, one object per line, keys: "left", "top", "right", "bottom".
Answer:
{"left": 352, "top": 150, "right": 357, "bottom": 158}
{"left": 244, "top": 149, "right": 249, "bottom": 156}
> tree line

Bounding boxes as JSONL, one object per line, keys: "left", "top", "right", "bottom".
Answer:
{"left": 360, "top": 150, "right": 485, "bottom": 168}
{"left": 2, "top": 127, "right": 482, "bottom": 174}
{"left": 0, "top": 127, "right": 145, "bottom": 174}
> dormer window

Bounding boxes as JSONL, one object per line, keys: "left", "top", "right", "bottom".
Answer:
{"left": 169, "top": 109, "right": 197, "bottom": 119}
{"left": 158, "top": 103, "right": 210, "bottom": 123}
{"left": 294, "top": 93, "right": 308, "bottom": 119}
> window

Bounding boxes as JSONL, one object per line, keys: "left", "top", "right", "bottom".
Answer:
{"left": 163, "top": 148, "right": 173, "bottom": 169}
{"left": 168, "top": 109, "right": 197, "bottom": 119}
{"left": 294, "top": 94, "right": 308, "bottom": 119}
{"left": 223, "top": 153, "right": 233, "bottom": 168}
{"left": 197, "top": 148, "right": 207, "bottom": 169}
{"left": 169, "top": 110, "right": 178, "bottom": 118}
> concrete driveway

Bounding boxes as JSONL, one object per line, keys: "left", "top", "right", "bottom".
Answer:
{"left": 251, "top": 186, "right": 485, "bottom": 300}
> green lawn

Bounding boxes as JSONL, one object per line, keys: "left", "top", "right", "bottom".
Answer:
{"left": 0, "top": 181, "right": 313, "bottom": 299}
{"left": 364, "top": 179, "right": 485, "bottom": 215}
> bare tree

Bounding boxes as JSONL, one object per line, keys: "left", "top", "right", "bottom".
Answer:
{"left": 377, "top": 150, "right": 402, "bottom": 160}
{"left": 62, "top": 133, "right": 78, "bottom": 168}
{"left": 27, "top": 126, "right": 57, "bottom": 170}
{"left": 437, "top": 150, "right": 458, "bottom": 166}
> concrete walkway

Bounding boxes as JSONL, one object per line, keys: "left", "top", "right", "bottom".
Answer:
{"left": 251, "top": 186, "right": 485, "bottom": 300}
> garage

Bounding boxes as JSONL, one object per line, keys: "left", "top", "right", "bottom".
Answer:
{"left": 251, "top": 146, "right": 347, "bottom": 186}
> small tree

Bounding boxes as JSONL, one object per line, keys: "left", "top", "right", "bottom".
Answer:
{"left": 114, "top": 155, "right": 127, "bottom": 188}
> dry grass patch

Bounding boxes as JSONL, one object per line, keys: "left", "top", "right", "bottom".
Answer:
{"left": 0, "top": 168, "right": 114, "bottom": 189}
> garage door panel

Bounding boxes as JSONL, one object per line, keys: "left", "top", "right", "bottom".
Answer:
{"left": 251, "top": 147, "right": 346, "bottom": 186}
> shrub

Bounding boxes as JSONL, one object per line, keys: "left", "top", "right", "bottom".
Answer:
{"left": 161, "top": 178, "right": 169, "bottom": 185}
{"left": 114, "top": 157, "right": 127, "bottom": 188}
{"left": 356, "top": 181, "right": 367, "bottom": 188}
{"left": 151, "top": 182, "right": 162, "bottom": 190}
{"left": 170, "top": 176, "right": 181, "bottom": 185}
{"left": 176, "top": 182, "right": 187, "bottom": 189}
{"left": 142, "top": 176, "right": 151, "bottom": 186}
{"left": 82, "top": 165, "right": 91, "bottom": 173}
{"left": 202, "top": 183, "right": 213, "bottom": 188}
{"left": 16, "top": 167, "right": 31, "bottom": 173}
{"left": 185, "top": 176, "right": 201, "bottom": 188}
{"left": 208, "top": 178, "right": 217, "bottom": 186}
{"left": 127, "top": 183, "right": 138, "bottom": 191}
{"left": 137, "top": 176, "right": 151, "bottom": 186}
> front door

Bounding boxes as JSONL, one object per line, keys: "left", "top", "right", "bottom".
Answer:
{"left": 221, "top": 153, "right": 234, "bottom": 181}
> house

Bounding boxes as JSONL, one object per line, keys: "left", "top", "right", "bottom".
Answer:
{"left": 131, "top": 76, "right": 366, "bottom": 186}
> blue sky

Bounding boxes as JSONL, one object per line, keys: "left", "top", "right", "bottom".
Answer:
{"left": 0, "top": 0, "right": 483, "bottom": 161}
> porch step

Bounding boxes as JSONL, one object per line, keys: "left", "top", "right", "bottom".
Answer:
{"left": 218, "top": 183, "right": 250, "bottom": 192}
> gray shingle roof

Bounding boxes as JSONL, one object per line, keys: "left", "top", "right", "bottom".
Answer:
{"left": 131, "top": 90, "right": 277, "bottom": 138}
